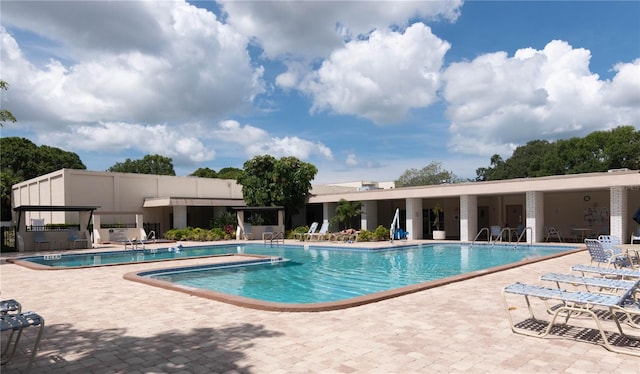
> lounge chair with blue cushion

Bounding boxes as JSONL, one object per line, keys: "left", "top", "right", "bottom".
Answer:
{"left": 1, "top": 302, "right": 45, "bottom": 371}
{"left": 502, "top": 281, "right": 640, "bottom": 356}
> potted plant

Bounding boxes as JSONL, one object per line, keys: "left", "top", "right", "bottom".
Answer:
{"left": 432, "top": 203, "right": 446, "bottom": 240}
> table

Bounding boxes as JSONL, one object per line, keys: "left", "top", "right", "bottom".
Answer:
{"left": 573, "top": 227, "right": 592, "bottom": 242}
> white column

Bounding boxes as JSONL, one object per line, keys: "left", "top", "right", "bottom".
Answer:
{"left": 610, "top": 186, "right": 627, "bottom": 242}
{"left": 92, "top": 214, "right": 102, "bottom": 245}
{"left": 526, "top": 191, "right": 544, "bottom": 243}
{"left": 173, "top": 205, "right": 187, "bottom": 229}
{"left": 405, "top": 198, "right": 423, "bottom": 240}
{"left": 135, "top": 213, "right": 145, "bottom": 239}
{"left": 460, "top": 195, "right": 477, "bottom": 241}
{"left": 323, "top": 202, "right": 337, "bottom": 228}
{"left": 360, "top": 201, "right": 378, "bottom": 231}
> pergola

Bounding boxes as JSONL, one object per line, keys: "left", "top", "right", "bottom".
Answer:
{"left": 13, "top": 205, "right": 99, "bottom": 251}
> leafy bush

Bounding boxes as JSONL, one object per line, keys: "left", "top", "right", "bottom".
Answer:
{"left": 373, "top": 225, "right": 390, "bottom": 241}
{"left": 163, "top": 226, "right": 235, "bottom": 241}
{"left": 210, "top": 211, "right": 237, "bottom": 230}
{"left": 287, "top": 225, "right": 309, "bottom": 239}
{"left": 357, "top": 229, "right": 372, "bottom": 242}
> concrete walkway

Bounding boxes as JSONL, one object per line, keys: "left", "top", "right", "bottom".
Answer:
{"left": 2, "top": 241, "right": 639, "bottom": 373}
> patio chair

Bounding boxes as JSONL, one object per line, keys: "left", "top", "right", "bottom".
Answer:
{"left": 295, "top": 222, "right": 318, "bottom": 241}
{"left": 502, "top": 281, "right": 640, "bottom": 356}
{"left": 32, "top": 231, "right": 50, "bottom": 250}
{"left": 68, "top": 228, "right": 90, "bottom": 249}
{"left": 585, "top": 238, "right": 631, "bottom": 268}
{"left": 242, "top": 223, "right": 253, "bottom": 240}
{"left": 545, "top": 226, "right": 562, "bottom": 242}
{"left": 490, "top": 226, "right": 502, "bottom": 242}
{"left": 308, "top": 220, "right": 329, "bottom": 241}
{"left": 1, "top": 310, "right": 45, "bottom": 371}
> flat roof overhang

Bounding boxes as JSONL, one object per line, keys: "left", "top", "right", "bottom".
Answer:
{"left": 231, "top": 206, "right": 284, "bottom": 211}
{"left": 13, "top": 205, "right": 100, "bottom": 230}
{"left": 308, "top": 170, "right": 640, "bottom": 203}
{"left": 13, "top": 205, "right": 100, "bottom": 212}
{"left": 143, "top": 197, "right": 246, "bottom": 208}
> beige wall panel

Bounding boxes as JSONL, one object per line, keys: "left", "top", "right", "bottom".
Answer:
{"left": 68, "top": 174, "right": 116, "bottom": 211}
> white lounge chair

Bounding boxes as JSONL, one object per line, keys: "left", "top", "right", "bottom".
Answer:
{"left": 308, "top": 220, "right": 329, "bottom": 241}
{"left": 295, "top": 222, "right": 318, "bottom": 241}
{"left": 585, "top": 238, "right": 632, "bottom": 268}
{"left": 502, "top": 281, "right": 640, "bottom": 356}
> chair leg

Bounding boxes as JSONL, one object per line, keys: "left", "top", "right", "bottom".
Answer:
{"left": 1, "top": 312, "right": 45, "bottom": 371}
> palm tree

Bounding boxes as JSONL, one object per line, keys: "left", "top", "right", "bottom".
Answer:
{"left": 332, "top": 199, "right": 362, "bottom": 230}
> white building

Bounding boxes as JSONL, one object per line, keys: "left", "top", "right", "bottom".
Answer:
{"left": 10, "top": 168, "right": 640, "bottom": 251}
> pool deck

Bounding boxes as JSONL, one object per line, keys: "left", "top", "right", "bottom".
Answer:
{"left": 2, "top": 240, "right": 639, "bottom": 373}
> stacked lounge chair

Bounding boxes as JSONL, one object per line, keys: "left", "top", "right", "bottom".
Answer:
{"left": 1, "top": 299, "right": 45, "bottom": 372}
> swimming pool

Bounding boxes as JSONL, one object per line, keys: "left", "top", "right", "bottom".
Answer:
{"left": 8, "top": 244, "right": 234, "bottom": 269}
{"left": 124, "top": 243, "right": 578, "bottom": 311}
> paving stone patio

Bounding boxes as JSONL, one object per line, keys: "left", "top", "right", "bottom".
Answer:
{"left": 2, "top": 241, "right": 639, "bottom": 373}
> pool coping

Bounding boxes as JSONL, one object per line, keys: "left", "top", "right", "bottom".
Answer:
{"left": 123, "top": 246, "right": 584, "bottom": 312}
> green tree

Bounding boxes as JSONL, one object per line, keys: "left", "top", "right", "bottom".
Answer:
{"left": 0, "top": 137, "right": 86, "bottom": 220}
{"left": 236, "top": 155, "right": 317, "bottom": 228}
{"left": 476, "top": 126, "right": 640, "bottom": 180}
{"left": 396, "top": 161, "right": 459, "bottom": 187}
{"left": 331, "top": 199, "right": 362, "bottom": 230}
{"left": 216, "top": 167, "right": 242, "bottom": 180}
{"left": 191, "top": 167, "right": 217, "bottom": 178}
{"left": 108, "top": 154, "right": 175, "bottom": 175}
{"left": 0, "top": 80, "right": 17, "bottom": 127}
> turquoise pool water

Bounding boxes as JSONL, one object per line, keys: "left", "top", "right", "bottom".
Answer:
{"left": 12, "top": 244, "right": 232, "bottom": 267}
{"left": 140, "top": 243, "right": 572, "bottom": 304}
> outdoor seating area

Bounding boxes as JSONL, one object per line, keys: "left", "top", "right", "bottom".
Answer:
{"left": 503, "top": 236, "right": 640, "bottom": 356}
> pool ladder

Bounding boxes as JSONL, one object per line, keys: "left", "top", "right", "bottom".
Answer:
{"left": 472, "top": 227, "right": 532, "bottom": 247}
{"left": 265, "top": 232, "right": 285, "bottom": 246}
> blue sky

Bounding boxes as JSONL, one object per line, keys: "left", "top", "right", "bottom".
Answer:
{"left": 1, "top": 1, "right": 638, "bottom": 183}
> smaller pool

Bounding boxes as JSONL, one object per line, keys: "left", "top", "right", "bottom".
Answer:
{"left": 8, "top": 244, "right": 239, "bottom": 269}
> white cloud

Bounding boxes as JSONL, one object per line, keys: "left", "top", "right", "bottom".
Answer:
{"left": 44, "top": 122, "right": 215, "bottom": 165}
{"left": 442, "top": 40, "right": 640, "bottom": 157}
{"left": 0, "top": 1, "right": 265, "bottom": 127}
{"left": 301, "top": 23, "right": 450, "bottom": 124}
{"left": 220, "top": 0, "right": 462, "bottom": 59}
{"left": 211, "top": 120, "right": 334, "bottom": 161}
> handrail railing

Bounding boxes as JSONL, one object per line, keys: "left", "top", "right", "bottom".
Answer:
{"left": 473, "top": 226, "right": 533, "bottom": 247}
{"left": 514, "top": 227, "right": 533, "bottom": 247}
{"left": 472, "top": 228, "right": 490, "bottom": 246}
